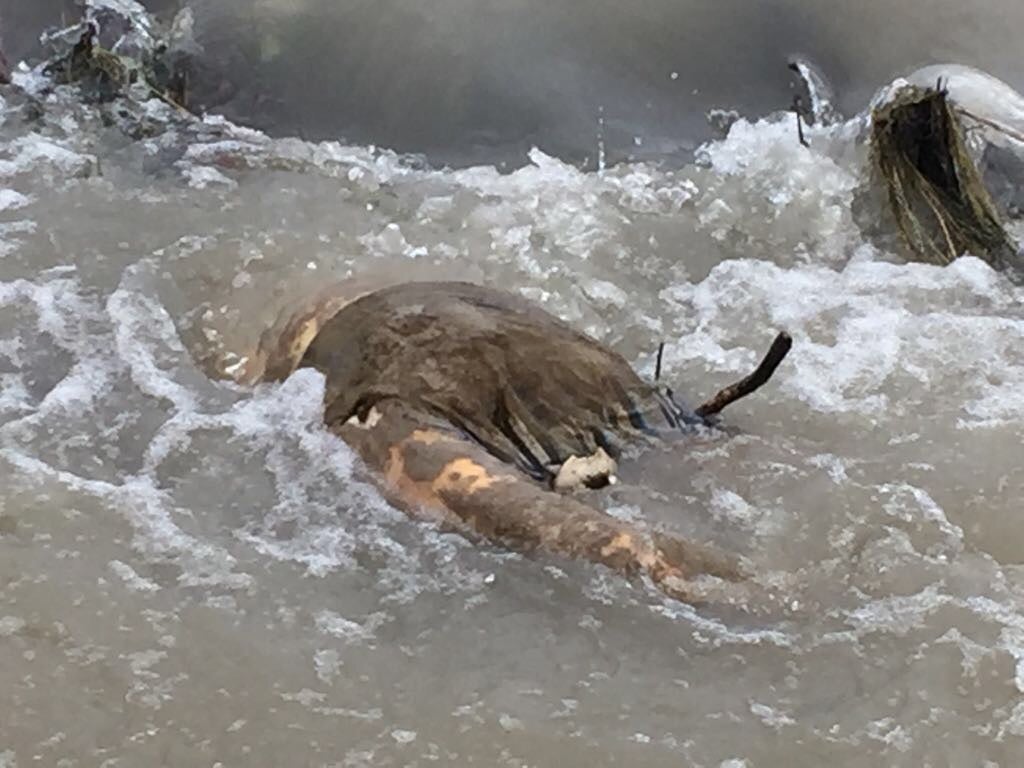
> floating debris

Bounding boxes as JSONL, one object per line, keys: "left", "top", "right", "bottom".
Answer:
{"left": 871, "top": 82, "right": 1021, "bottom": 274}
{"left": 27, "top": 0, "right": 198, "bottom": 132}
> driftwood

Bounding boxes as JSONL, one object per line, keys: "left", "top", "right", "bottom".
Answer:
{"left": 245, "top": 280, "right": 790, "bottom": 605}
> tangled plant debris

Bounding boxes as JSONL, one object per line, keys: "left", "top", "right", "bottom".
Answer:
{"left": 23, "top": 1, "right": 197, "bottom": 136}
{"left": 871, "top": 82, "right": 1021, "bottom": 274}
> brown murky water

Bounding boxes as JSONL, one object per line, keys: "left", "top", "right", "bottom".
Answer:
{"left": 3, "top": 7, "right": 1024, "bottom": 765}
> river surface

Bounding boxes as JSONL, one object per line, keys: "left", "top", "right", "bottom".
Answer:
{"left": 2, "top": 2, "right": 1024, "bottom": 766}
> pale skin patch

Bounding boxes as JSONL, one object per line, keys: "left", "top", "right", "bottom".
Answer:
{"left": 273, "top": 288, "right": 377, "bottom": 371}
{"left": 383, "top": 445, "right": 408, "bottom": 493}
{"left": 226, "top": 285, "right": 381, "bottom": 385}
{"left": 289, "top": 318, "right": 320, "bottom": 362}
{"left": 381, "top": 440, "right": 510, "bottom": 521}
{"left": 382, "top": 445, "right": 448, "bottom": 523}
{"left": 543, "top": 524, "right": 563, "bottom": 541}
{"left": 600, "top": 532, "right": 659, "bottom": 570}
{"left": 600, "top": 532, "right": 635, "bottom": 557}
{"left": 433, "top": 458, "right": 509, "bottom": 495}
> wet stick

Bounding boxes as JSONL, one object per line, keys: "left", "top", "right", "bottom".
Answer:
{"left": 792, "top": 95, "right": 810, "bottom": 148}
{"left": 695, "top": 332, "right": 793, "bottom": 418}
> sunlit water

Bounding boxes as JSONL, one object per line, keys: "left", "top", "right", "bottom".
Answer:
{"left": 3, "top": 37, "right": 1024, "bottom": 768}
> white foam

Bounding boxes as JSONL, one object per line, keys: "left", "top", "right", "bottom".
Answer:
{"left": 10, "top": 66, "right": 50, "bottom": 97}
{"left": 89, "top": 0, "right": 151, "bottom": 23}
{"left": 0, "top": 190, "right": 32, "bottom": 212}
{"left": 315, "top": 609, "right": 389, "bottom": 644}
{"left": 358, "top": 222, "right": 427, "bottom": 259}
{"left": 878, "top": 482, "right": 965, "bottom": 556}
{"left": 844, "top": 585, "right": 951, "bottom": 635}
{"left": 181, "top": 164, "right": 238, "bottom": 190}
{"left": 0, "top": 615, "right": 26, "bottom": 636}
{"left": 107, "top": 264, "right": 197, "bottom": 412}
{"left": 749, "top": 700, "right": 796, "bottom": 730}
{"left": 454, "top": 148, "right": 618, "bottom": 261}
{"left": 659, "top": 256, "right": 1024, "bottom": 418}
{"left": 109, "top": 559, "right": 161, "bottom": 592}
{"left": 0, "top": 134, "right": 96, "bottom": 180}
{"left": 695, "top": 116, "right": 861, "bottom": 262}
{"left": 2, "top": 448, "right": 253, "bottom": 590}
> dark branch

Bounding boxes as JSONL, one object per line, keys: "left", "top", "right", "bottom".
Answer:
{"left": 695, "top": 332, "right": 793, "bottom": 418}
{"left": 655, "top": 341, "right": 665, "bottom": 383}
{"left": 0, "top": 45, "right": 10, "bottom": 85}
{"left": 792, "top": 95, "right": 809, "bottom": 148}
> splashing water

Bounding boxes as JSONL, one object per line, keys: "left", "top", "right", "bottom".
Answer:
{"left": 2, "top": 25, "right": 1024, "bottom": 768}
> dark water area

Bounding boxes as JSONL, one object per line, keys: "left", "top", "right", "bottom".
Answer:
{"left": 4, "top": 0, "right": 1024, "bottom": 164}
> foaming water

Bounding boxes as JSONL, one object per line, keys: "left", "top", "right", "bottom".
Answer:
{"left": 3, "top": 59, "right": 1024, "bottom": 767}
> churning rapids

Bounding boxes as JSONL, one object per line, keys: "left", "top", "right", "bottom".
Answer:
{"left": 3, "top": 5, "right": 1024, "bottom": 767}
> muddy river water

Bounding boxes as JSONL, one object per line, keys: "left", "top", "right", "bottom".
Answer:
{"left": 2, "top": 2, "right": 1024, "bottom": 765}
